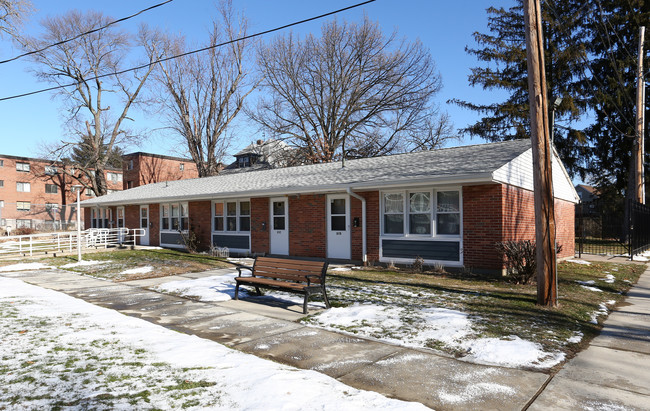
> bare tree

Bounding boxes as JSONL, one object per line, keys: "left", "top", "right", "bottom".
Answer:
{"left": 406, "top": 109, "right": 458, "bottom": 151}
{"left": 251, "top": 17, "right": 443, "bottom": 163}
{"left": 144, "top": 0, "right": 255, "bottom": 177}
{"left": 0, "top": 0, "right": 32, "bottom": 42}
{"left": 23, "top": 10, "right": 159, "bottom": 196}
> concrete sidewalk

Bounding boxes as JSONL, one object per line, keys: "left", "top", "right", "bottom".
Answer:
{"left": 2, "top": 262, "right": 650, "bottom": 410}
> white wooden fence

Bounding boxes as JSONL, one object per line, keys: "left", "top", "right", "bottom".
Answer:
{"left": 0, "top": 228, "right": 145, "bottom": 259}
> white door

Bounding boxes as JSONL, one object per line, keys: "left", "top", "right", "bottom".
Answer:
{"left": 117, "top": 207, "right": 125, "bottom": 244}
{"left": 140, "top": 205, "right": 150, "bottom": 246}
{"left": 327, "top": 194, "right": 351, "bottom": 259}
{"left": 270, "top": 198, "right": 289, "bottom": 255}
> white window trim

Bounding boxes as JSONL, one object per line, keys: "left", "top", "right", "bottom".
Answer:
{"left": 212, "top": 199, "right": 251, "bottom": 234}
{"left": 16, "top": 182, "right": 31, "bottom": 192}
{"left": 159, "top": 202, "right": 189, "bottom": 233}
{"left": 379, "top": 187, "right": 463, "bottom": 266}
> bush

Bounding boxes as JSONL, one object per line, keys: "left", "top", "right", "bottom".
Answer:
{"left": 178, "top": 229, "right": 200, "bottom": 254}
{"left": 13, "top": 227, "right": 36, "bottom": 236}
{"left": 495, "top": 240, "right": 563, "bottom": 284}
{"left": 495, "top": 240, "right": 537, "bottom": 284}
{"left": 412, "top": 256, "right": 425, "bottom": 273}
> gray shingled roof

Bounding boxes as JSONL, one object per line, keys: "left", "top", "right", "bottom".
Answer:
{"left": 82, "top": 140, "right": 532, "bottom": 207}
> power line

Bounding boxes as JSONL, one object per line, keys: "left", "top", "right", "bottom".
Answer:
{"left": 0, "top": 0, "right": 376, "bottom": 102}
{"left": 0, "top": 0, "right": 174, "bottom": 65}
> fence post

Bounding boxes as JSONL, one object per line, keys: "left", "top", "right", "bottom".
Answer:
{"left": 629, "top": 199, "right": 634, "bottom": 261}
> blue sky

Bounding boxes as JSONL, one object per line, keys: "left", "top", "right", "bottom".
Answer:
{"left": 0, "top": 0, "right": 513, "bottom": 160}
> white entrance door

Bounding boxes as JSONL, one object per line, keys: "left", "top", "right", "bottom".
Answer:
{"left": 327, "top": 194, "right": 351, "bottom": 259}
{"left": 140, "top": 205, "right": 150, "bottom": 246}
{"left": 270, "top": 198, "right": 289, "bottom": 255}
{"left": 117, "top": 206, "right": 125, "bottom": 244}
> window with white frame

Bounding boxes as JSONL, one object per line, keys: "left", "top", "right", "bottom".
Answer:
{"left": 0, "top": 180, "right": 3, "bottom": 188}
{"left": 86, "top": 188, "right": 95, "bottom": 197}
{"left": 179, "top": 163, "right": 184, "bottom": 171}
{"left": 17, "top": 201, "right": 30, "bottom": 211}
{"left": 107, "top": 172, "right": 122, "bottom": 183}
{"left": 16, "top": 182, "right": 30, "bottom": 192}
{"left": 213, "top": 200, "right": 250, "bottom": 232}
{"left": 16, "top": 162, "right": 30, "bottom": 172}
{"left": 46, "top": 203, "right": 59, "bottom": 211}
{"left": 127, "top": 160, "right": 134, "bottom": 170}
{"left": 382, "top": 189, "right": 461, "bottom": 236}
{"left": 45, "top": 165, "right": 57, "bottom": 175}
{"left": 161, "top": 202, "right": 188, "bottom": 231}
{"left": 0, "top": 200, "right": 4, "bottom": 208}
{"left": 0, "top": 159, "right": 3, "bottom": 166}
{"left": 45, "top": 184, "right": 58, "bottom": 194}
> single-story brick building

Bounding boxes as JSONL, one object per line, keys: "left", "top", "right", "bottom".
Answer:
{"left": 80, "top": 140, "right": 578, "bottom": 275}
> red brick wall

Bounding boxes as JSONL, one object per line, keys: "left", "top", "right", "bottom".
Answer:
{"left": 123, "top": 153, "right": 199, "bottom": 189}
{"left": 189, "top": 201, "right": 211, "bottom": 251}
{"left": 251, "top": 197, "right": 269, "bottom": 254}
{"left": 288, "top": 194, "right": 326, "bottom": 258}
{"left": 124, "top": 205, "right": 141, "bottom": 244}
{"left": 555, "top": 198, "right": 575, "bottom": 258}
{"left": 463, "top": 184, "right": 504, "bottom": 270}
{"left": 350, "top": 191, "right": 380, "bottom": 262}
{"left": 502, "top": 184, "right": 536, "bottom": 242}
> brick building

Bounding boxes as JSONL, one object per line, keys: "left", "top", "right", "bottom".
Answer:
{"left": 122, "top": 152, "right": 199, "bottom": 190}
{"left": 0, "top": 154, "right": 122, "bottom": 233}
{"left": 81, "top": 140, "right": 579, "bottom": 275}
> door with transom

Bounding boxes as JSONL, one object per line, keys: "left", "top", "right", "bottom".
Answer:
{"left": 327, "top": 194, "right": 351, "bottom": 259}
{"left": 270, "top": 198, "right": 289, "bottom": 255}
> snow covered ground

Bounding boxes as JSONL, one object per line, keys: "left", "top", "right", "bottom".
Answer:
{"left": 155, "top": 272, "right": 567, "bottom": 370}
{"left": 0, "top": 277, "right": 425, "bottom": 410}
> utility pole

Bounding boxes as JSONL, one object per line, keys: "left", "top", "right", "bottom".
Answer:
{"left": 524, "top": 0, "right": 557, "bottom": 307}
{"left": 635, "top": 26, "right": 646, "bottom": 204}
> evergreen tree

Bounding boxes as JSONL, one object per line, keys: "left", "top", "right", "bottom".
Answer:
{"left": 452, "top": 0, "right": 590, "bottom": 177}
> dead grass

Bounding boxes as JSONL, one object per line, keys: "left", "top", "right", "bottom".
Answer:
{"left": 327, "top": 260, "right": 645, "bottom": 367}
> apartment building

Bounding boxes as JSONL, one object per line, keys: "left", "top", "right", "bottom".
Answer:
{"left": 0, "top": 154, "right": 122, "bottom": 233}
{"left": 122, "top": 152, "right": 199, "bottom": 190}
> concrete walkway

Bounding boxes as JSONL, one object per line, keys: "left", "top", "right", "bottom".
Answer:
{"left": 2, "top": 261, "right": 650, "bottom": 410}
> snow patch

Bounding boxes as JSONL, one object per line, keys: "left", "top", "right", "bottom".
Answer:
{"left": 0, "top": 262, "right": 54, "bottom": 272}
{"left": 120, "top": 266, "right": 153, "bottom": 275}
{"left": 566, "top": 259, "right": 591, "bottom": 265}
{"left": 460, "top": 336, "right": 565, "bottom": 369}
{"left": 61, "top": 260, "right": 111, "bottom": 268}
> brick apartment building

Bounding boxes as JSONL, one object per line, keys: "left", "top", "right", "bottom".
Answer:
{"left": 121, "top": 152, "right": 199, "bottom": 190}
{"left": 0, "top": 154, "right": 123, "bottom": 233}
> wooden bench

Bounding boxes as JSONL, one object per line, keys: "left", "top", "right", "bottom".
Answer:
{"left": 234, "top": 256, "right": 330, "bottom": 314}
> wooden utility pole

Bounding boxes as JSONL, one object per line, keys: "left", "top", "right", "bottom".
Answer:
{"left": 635, "top": 26, "right": 646, "bottom": 204}
{"left": 523, "top": 0, "right": 557, "bottom": 307}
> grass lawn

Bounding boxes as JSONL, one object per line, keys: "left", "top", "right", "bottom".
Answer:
{"left": 316, "top": 260, "right": 644, "bottom": 368}
{"left": 21, "top": 249, "right": 232, "bottom": 281}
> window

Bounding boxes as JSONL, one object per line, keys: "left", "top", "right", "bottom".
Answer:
{"left": 16, "top": 219, "right": 32, "bottom": 229}
{"left": 45, "top": 165, "right": 57, "bottom": 175}
{"left": 127, "top": 181, "right": 133, "bottom": 189}
{"left": 437, "top": 191, "right": 460, "bottom": 235}
{"left": 46, "top": 203, "right": 59, "bottom": 211}
{"left": 0, "top": 180, "right": 3, "bottom": 188}
{"left": 161, "top": 202, "right": 188, "bottom": 231}
{"left": 0, "top": 160, "right": 3, "bottom": 166}
{"left": 0, "top": 200, "right": 4, "bottom": 208}
{"left": 409, "top": 192, "right": 431, "bottom": 235}
{"left": 17, "top": 201, "right": 30, "bottom": 211}
{"left": 107, "top": 172, "right": 122, "bottom": 183}
{"left": 179, "top": 163, "right": 184, "bottom": 171}
{"left": 383, "top": 193, "right": 404, "bottom": 234}
{"left": 213, "top": 200, "right": 250, "bottom": 232}
{"left": 382, "top": 189, "right": 461, "bottom": 236}
{"left": 16, "top": 162, "right": 30, "bottom": 172}
{"left": 86, "top": 188, "right": 95, "bottom": 197}
{"left": 16, "top": 182, "right": 30, "bottom": 192}
{"left": 45, "top": 184, "right": 58, "bottom": 194}
{"left": 127, "top": 160, "right": 134, "bottom": 170}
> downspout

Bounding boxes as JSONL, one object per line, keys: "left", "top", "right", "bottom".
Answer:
{"left": 346, "top": 187, "right": 367, "bottom": 265}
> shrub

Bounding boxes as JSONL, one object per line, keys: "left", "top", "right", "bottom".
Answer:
{"left": 412, "top": 256, "right": 425, "bottom": 273}
{"left": 495, "top": 240, "right": 563, "bottom": 284}
{"left": 495, "top": 240, "right": 537, "bottom": 284}
{"left": 178, "top": 229, "right": 200, "bottom": 254}
{"left": 13, "top": 227, "right": 36, "bottom": 236}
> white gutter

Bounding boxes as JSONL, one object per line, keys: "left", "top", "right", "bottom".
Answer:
{"left": 346, "top": 187, "right": 367, "bottom": 265}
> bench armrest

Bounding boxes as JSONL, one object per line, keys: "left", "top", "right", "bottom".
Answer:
{"left": 304, "top": 274, "right": 322, "bottom": 285}
{"left": 237, "top": 265, "right": 254, "bottom": 277}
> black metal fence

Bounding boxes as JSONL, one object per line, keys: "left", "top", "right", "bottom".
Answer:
{"left": 576, "top": 199, "right": 650, "bottom": 258}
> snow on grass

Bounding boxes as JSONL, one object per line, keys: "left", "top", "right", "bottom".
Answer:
{"left": 600, "top": 274, "right": 616, "bottom": 283}
{"left": 61, "top": 259, "right": 112, "bottom": 268}
{"left": 590, "top": 300, "right": 617, "bottom": 324}
{"left": 566, "top": 259, "right": 591, "bottom": 265}
{"left": 330, "top": 267, "right": 352, "bottom": 272}
{"left": 580, "top": 285, "right": 603, "bottom": 292}
{"left": 459, "top": 336, "right": 565, "bottom": 369}
{"left": 120, "top": 266, "right": 153, "bottom": 275}
{"left": 0, "top": 262, "right": 54, "bottom": 272}
{"left": 567, "top": 332, "right": 584, "bottom": 344}
{"left": 154, "top": 272, "right": 244, "bottom": 302}
{"left": 0, "top": 277, "right": 425, "bottom": 410}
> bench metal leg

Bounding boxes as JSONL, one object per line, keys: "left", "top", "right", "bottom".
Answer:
{"left": 303, "top": 292, "right": 310, "bottom": 314}
{"left": 234, "top": 283, "right": 240, "bottom": 300}
{"left": 321, "top": 287, "right": 331, "bottom": 309}
{"left": 255, "top": 286, "right": 262, "bottom": 296}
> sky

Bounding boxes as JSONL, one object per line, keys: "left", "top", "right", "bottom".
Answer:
{"left": 0, "top": 0, "right": 513, "bottom": 161}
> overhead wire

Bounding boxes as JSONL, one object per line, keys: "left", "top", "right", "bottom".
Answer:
{"left": 0, "top": 0, "right": 175, "bottom": 65}
{"left": 0, "top": 0, "right": 376, "bottom": 102}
